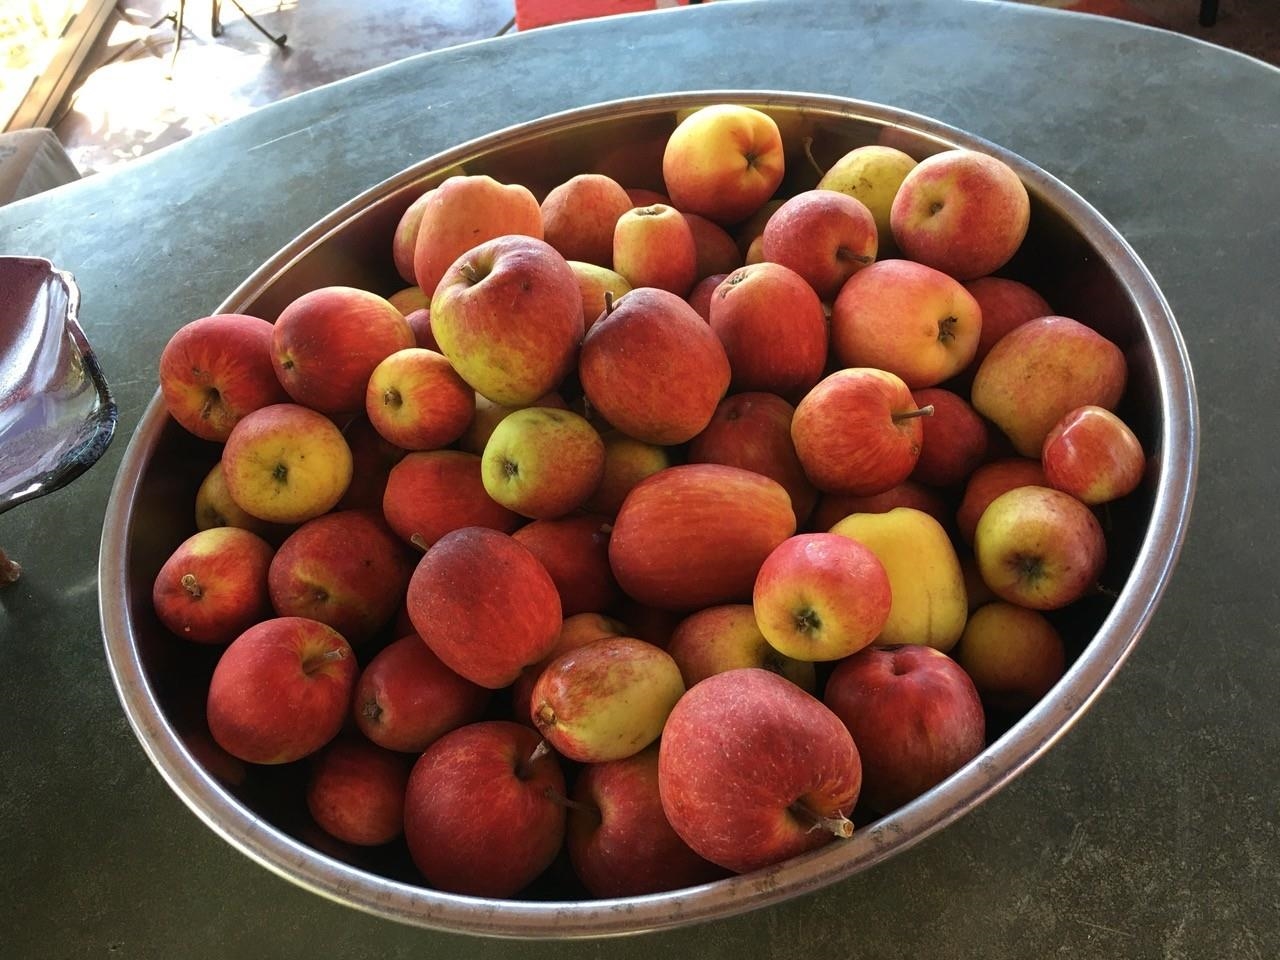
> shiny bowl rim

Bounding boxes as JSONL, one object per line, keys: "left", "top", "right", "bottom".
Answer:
{"left": 98, "top": 89, "right": 1199, "bottom": 939}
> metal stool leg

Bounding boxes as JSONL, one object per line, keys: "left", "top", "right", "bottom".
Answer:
{"left": 165, "top": 0, "right": 187, "bottom": 79}
{"left": 213, "top": 0, "right": 288, "bottom": 47}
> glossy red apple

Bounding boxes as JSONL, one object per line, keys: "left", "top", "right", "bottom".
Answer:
{"left": 306, "top": 734, "right": 410, "bottom": 846}
{"left": 955, "top": 457, "right": 1048, "bottom": 545}
{"left": 540, "top": 172, "right": 633, "bottom": 266}
{"left": 666, "top": 603, "right": 816, "bottom": 691}
{"left": 152, "top": 526, "right": 274, "bottom": 645}
{"left": 1041, "top": 405, "right": 1145, "bottom": 504}
{"left": 909, "top": 387, "right": 989, "bottom": 488}
{"left": 761, "top": 189, "right": 878, "bottom": 300}
{"left": 612, "top": 204, "right": 697, "bottom": 296}
{"left": 381, "top": 450, "right": 520, "bottom": 551}
{"left": 512, "top": 514, "right": 619, "bottom": 617}
{"left": 364, "top": 347, "right": 473, "bottom": 451}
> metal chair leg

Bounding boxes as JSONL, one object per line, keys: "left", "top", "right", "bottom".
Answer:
{"left": 213, "top": 0, "right": 288, "bottom": 47}
{"left": 165, "top": 0, "right": 187, "bottom": 79}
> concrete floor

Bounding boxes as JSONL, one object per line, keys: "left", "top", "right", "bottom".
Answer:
{"left": 48, "top": 0, "right": 1280, "bottom": 177}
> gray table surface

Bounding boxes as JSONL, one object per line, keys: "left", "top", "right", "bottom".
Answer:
{"left": 2, "top": 0, "right": 1277, "bottom": 956}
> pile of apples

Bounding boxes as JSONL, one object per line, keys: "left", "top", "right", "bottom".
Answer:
{"left": 149, "top": 102, "right": 1147, "bottom": 900}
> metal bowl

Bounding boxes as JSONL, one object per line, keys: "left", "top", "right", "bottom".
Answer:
{"left": 97, "top": 91, "right": 1198, "bottom": 938}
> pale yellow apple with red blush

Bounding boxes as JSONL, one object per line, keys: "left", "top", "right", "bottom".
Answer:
{"left": 662, "top": 104, "right": 786, "bottom": 225}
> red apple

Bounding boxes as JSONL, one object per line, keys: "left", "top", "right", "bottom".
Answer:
{"left": 956, "top": 457, "right": 1048, "bottom": 545}
{"left": 963, "top": 275, "right": 1052, "bottom": 367}
{"left": 683, "top": 213, "right": 744, "bottom": 280}
{"left": 404, "top": 307, "right": 437, "bottom": 351}
{"left": 335, "top": 415, "right": 407, "bottom": 513}
{"left": 954, "top": 601, "right": 1067, "bottom": 713}
{"left": 381, "top": 450, "right": 520, "bottom": 551}
{"left": 808, "top": 481, "right": 951, "bottom": 533}
{"left": 909, "top": 387, "right": 989, "bottom": 488}
{"left": 512, "top": 514, "right": 619, "bottom": 616}
{"left": 686, "top": 272, "right": 728, "bottom": 322}
{"left": 206, "top": 616, "right": 357, "bottom": 765}
{"left": 152, "top": 527, "right": 274, "bottom": 644}
{"left": 387, "top": 286, "right": 430, "bottom": 317}
{"left": 667, "top": 603, "right": 816, "bottom": 692}
{"left": 306, "top": 734, "right": 410, "bottom": 846}
{"left": 662, "top": 104, "right": 786, "bottom": 225}
{"left": 1041, "top": 405, "right": 1145, "bottom": 504}
{"left": 364, "top": 348, "right": 473, "bottom": 451}
{"left": 612, "top": 204, "right": 697, "bottom": 296}
{"left": 541, "top": 173, "right": 633, "bottom": 266}
{"left": 761, "top": 189, "right": 878, "bottom": 300}
{"left": 658, "top": 668, "right": 861, "bottom": 873}
{"left": 509, "top": 612, "right": 628, "bottom": 726}
{"left": 407, "top": 527, "right": 562, "bottom": 688}
{"left": 823, "top": 644, "right": 986, "bottom": 814}
{"left": 581, "top": 430, "right": 672, "bottom": 518}
{"left": 392, "top": 188, "right": 434, "bottom": 284}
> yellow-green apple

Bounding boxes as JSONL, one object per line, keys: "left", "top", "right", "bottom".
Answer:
{"left": 909, "top": 387, "right": 989, "bottom": 488}
{"left": 889, "top": 149, "right": 1030, "bottom": 280}
{"left": 971, "top": 315, "right": 1127, "bottom": 457}
{"left": 761, "top": 190, "right": 878, "bottom": 300}
{"left": 568, "top": 261, "right": 632, "bottom": 332}
{"left": 612, "top": 204, "right": 697, "bottom": 296}
{"left": 567, "top": 745, "right": 726, "bottom": 898}
{"left": 382, "top": 449, "right": 520, "bottom": 550}
{"left": 581, "top": 430, "right": 672, "bottom": 517}
{"left": 387, "top": 285, "right": 430, "bottom": 316}
{"left": 206, "top": 616, "right": 357, "bottom": 765}
{"left": 392, "top": 188, "right": 434, "bottom": 284}
{"left": 830, "top": 259, "right": 982, "bottom": 388}
{"left": 480, "top": 407, "right": 605, "bottom": 519}
{"left": 666, "top": 604, "right": 816, "bottom": 691}
{"left": 734, "top": 198, "right": 784, "bottom": 256}
{"left": 963, "top": 275, "right": 1052, "bottom": 367}
{"left": 791, "top": 368, "right": 930, "bottom": 496}
{"left": 512, "top": 514, "right": 619, "bottom": 616}
{"left": 194, "top": 462, "right": 286, "bottom": 540}
{"left": 686, "top": 272, "right": 728, "bottom": 321}
{"left": 956, "top": 457, "right": 1048, "bottom": 545}
{"left": 221, "top": 403, "right": 353, "bottom": 524}
{"left": 816, "top": 144, "right": 918, "bottom": 247}
{"left": 411, "top": 174, "right": 543, "bottom": 297}
{"left": 808, "top": 481, "right": 950, "bottom": 534}
{"left": 152, "top": 527, "right": 274, "bottom": 644}
{"left": 954, "top": 601, "right": 1067, "bottom": 712}
{"left": 531, "top": 636, "right": 685, "bottom": 762}
{"left": 335, "top": 415, "right": 406, "bottom": 513}
{"left": 658, "top": 668, "right": 861, "bottom": 874}
{"left": 830, "top": 507, "right": 968, "bottom": 651}
{"left": 683, "top": 212, "right": 744, "bottom": 279}
{"left": 1041, "top": 405, "right": 1145, "bottom": 504}
{"left": 687, "top": 391, "right": 818, "bottom": 528}
{"left": 708, "top": 262, "right": 828, "bottom": 400}
{"left": 459, "top": 390, "right": 567, "bottom": 455}
{"left": 823, "top": 644, "right": 986, "bottom": 815}
{"left": 408, "top": 527, "right": 562, "bottom": 688}
{"left": 267, "top": 509, "right": 414, "bottom": 645}
{"left": 306, "top": 734, "right": 410, "bottom": 846}
{"left": 609, "top": 464, "right": 796, "bottom": 611}
{"left": 974, "top": 485, "right": 1107, "bottom": 609}
{"left": 661, "top": 104, "right": 786, "bottom": 225}
{"left": 403, "top": 720, "right": 565, "bottom": 897}
{"left": 753, "top": 532, "right": 893, "bottom": 662}
{"left": 364, "top": 347, "right": 473, "bottom": 451}
{"left": 540, "top": 173, "right": 633, "bottom": 266}
{"left": 271, "top": 286, "right": 415, "bottom": 414}
{"left": 510, "top": 612, "right": 628, "bottom": 726}
{"left": 579, "top": 287, "right": 730, "bottom": 445}
{"left": 158, "top": 314, "right": 288, "bottom": 442}
{"left": 430, "top": 234, "right": 582, "bottom": 406}
{"left": 353, "top": 634, "right": 490, "bottom": 753}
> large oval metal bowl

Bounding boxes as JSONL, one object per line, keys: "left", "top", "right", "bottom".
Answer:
{"left": 98, "top": 91, "right": 1198, "bottom": 938}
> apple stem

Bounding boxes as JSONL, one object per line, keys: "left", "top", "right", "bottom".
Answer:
{"left": 516, "top": 739, "right": 552, "bottom": 780}
{"left": 892, "top": 404, "right": 935, "bottom": 423}
{"left": 1095, "top": 582, "right": 1121, "bottom": 600}
{"left": 543, "top": 786, "right": 601, "bottom": 820}
{"left": 0, "top": 548, "right": 20, "bottom": 586}
{"left": 603, "top": 290, "right": 617, "bottom": 315}
{"left": 801, "top": 136, "right": 826, "bottom": 180}
{"left": 409, "top": 533, "right": 429, "bottom": 553}
{"left": 459, "top": 261, "right": 482, "bottom": 284}
{"left": 303, "top": 646, "right": 348, "bottom": 676}
{"left": 790, "top": 801, "right": 855, "bottom": 839}
{"left": 180, "top": 573, "right": 202, "bottom": 599}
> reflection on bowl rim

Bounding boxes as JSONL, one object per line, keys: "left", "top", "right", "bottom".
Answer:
{"left": 97, "top": 90, "right": 1198, "bottom": 939}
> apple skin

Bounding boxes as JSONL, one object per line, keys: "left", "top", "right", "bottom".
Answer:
{"left": 387, "top": 285, "right": 430, "bottom": 316}
{"left": 481, "top": 407, "right": 606, "bottom": 520}
{"left": 686, "top": 272, "right": 728, "bottom": 322}
{"left": 221, "top": 403, "right": 353, "bottom": 525}
{"left": 909, "top": 387, "right": 989, "bottom": 489}
{"left": 381, "top": 449, "right": 520, "bottom": 551}
{"left": 430, "top": 234, "right": 583, "bottom": 407}
{"left": 540, "top": 173, "right": 633, "bottom": 267}
{"left": 816, "top": 144, "right": 918, "bottom": 247}
{"left": 662, "top": 104, "right": 786, "bottom": 225}
{"left": 206, "top": 616, "right": 357, "bottom": 765}
{"left": 569, "top": 261, "right": 633, "bottom": 332}
{"left": 267, "top": 509, "right": 414, "bottom": 646}
{"left": 510, "top": 612, "right": 628, "bottom": 726}
{"left": 830, "top": 259, "right": 982, "bottom": 388}
{"left": 306, "top": 734, "right": 410, "bottom": 846}
{"left": 808, "top": 480, "right": 950, "bottom": 534}
{"left": 974, "top": 485, "right": 1107, "bottom": 610}
{"left": 364, "top": 348, "right": 473, "bottom": 451}
{"left": 889, "top": 149, "right": 1031, "bottom": 280}
{"left": 531, "top": 636, "right": 685, "bottom": 763}
{"left": 411, "top": 174, "right": 543, "bottom": 299}
{"left": 971, "top": 315, "right": 1128, "bottom": 457}
{"left": 152, "top": 527, "right": 274, "bottom": 644}
{"left": 962, "top": 275, "right": 1052, "bottom": 368}
{"left": 567, "top": 745, "right": 726, "bottom": 898}
{"left": 954, "top": 601, "right": 1067, "bottom": 713}
{"left": 791, "top": 368, "right": 928, "bottom": 497}
{"left": 708, "top": 262, "right": 828, "bottom": 400}
{"left": 612, "top": 204, "right": 698, "bottom": 296}
{"left": 353, "top": 634, "right": 490, "bottom": 753}
{"left": 581, "top": 430, "right": 672, "bottom": 518}
{"left": 158, "top": 314, "right": 289, "bottom": 442}
{"left": 623, "top": 187, "right": 669, "bottom": 207}
{"left": 609, "top": 463, "right": 797, "bottom": 611}
{"left": 407, "top": 527, "right": 562, "bottom": 689}
{"left": 404, "top": 307, "right": 438, "bottom": 351}
{"left": 392, "top": 188, "right": 435, "bottom": 284}
{"left": 761, "top": 189, "right": 878, "bottom": 300}
{"left": 753, "top": 533, "right": 893, "bottom": 662}
{"left": 683, "top": 213, "right": 744, "bottom": 280}
{"left": 271, "top": 286, "right": 415, "bottom": 415}
{"left": 335, "top": 415, "right": 407, "bottom": 513}
{"left": 579, "top": 287, "right": 731, "bottom": 446}
{"left": 512, "top": 514, "right": 619, "bottom": 616}
{"left": 667, "top": 604, "right": 816, "bottom": 691}
{"left": 1041, "top": 405, "right": 1145, "bottom": 504}
{"left": 823, "top": 644, "right": 986, "bottom": 815}
{"left": 687, "top": 391, "right": 818, "bottom": 528}
{"left": 194, "top": 462, "right": 288, "bottom": 541}
{"left": 403, "top": 720, "right": 565, "bottom": 898}
{"left": 956, "top": 457, "right": 1048, "bottom": 545}
{"left": 658, "top": 668, "right": 862, "bottom": 874}
{"left": 734, "top": 198, "right": 785, "bottom": 257}
{"left": 459, "top": 390, "right": 568, "bottom": 456}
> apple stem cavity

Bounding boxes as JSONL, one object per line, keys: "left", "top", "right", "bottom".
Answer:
{"left": 180, "top": 573, "right": 203, "bottom": 599}
{"left": 892, "top": 404, "right": 935, "bottom": 423}
{"left": 382, "top": 386, "right": 402, "bottom": 409}
{"left": 801, "top": 136, "right": 826, "bottom": 179}
{"left": 790, "top": 801, "right": 855, "bottom": 839}
{"left": 793, "top": 607, "right": 822, "bottom": 635}
{"left": 534, "top": 702, "right": 557, "bottom": 731}
{"left": 0, "top": 548, "right": 21, "bottom": 586}
{"left": 200, "top": 388, "right": 221, "bottom": 422}
{"left": 459, "top": 261, "right": 483, "bottom": 285}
